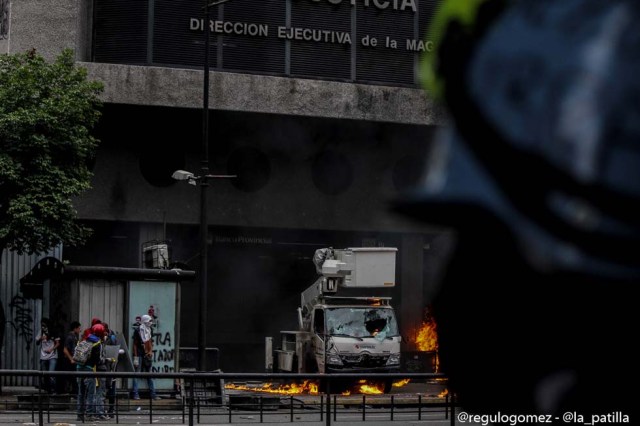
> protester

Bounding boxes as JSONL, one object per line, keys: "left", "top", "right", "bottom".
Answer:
{"left": 82, "top": 317, "right": 102, "bottom": 340}
{"left": 103, "top": 323, "right": 119, "bottom": 417}
{"left": 61, "top": 321, "right": 81, "bottom": 395}
{"left": 131, "top": 314, "right": 159, "bottom": 400}
{"left": 76, "top": 323, "right": 104, "bottom": 422}
{"left": 95, "top": 331, "right": 109, "bottom": 420}
{"left": 35, "top": 317, "right": 60, "bottom": 394}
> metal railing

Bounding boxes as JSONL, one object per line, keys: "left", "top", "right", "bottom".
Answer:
{"left": 0, "top": 370, "right": 457, "bottom": 426}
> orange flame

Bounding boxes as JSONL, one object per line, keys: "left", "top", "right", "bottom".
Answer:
{"left": 438, "top": 388, "right": 449, "bottom": 398}
{"left": 359, "top": 383, "right": 384, "bottom": 394}
{"left": 355, "top": 380, "right": 384, "bottom": 394}
{"left": 413, "top": 307, "right": 441, "bottom": 373}
{"left": 225, "top": 380, "right": 318, "bottom": 395}
{"left": 226, "top": 379, "right": 407, "bottom": 396}
{"left": 340, "top": 380, "right": 387, "bottom": 395}
{"left": 415, "top": 318, "right": 438, "bottom": 352}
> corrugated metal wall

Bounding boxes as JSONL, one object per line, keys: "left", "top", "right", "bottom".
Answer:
{"left": 1, "top": 246, "right": 63, "bottom": 387}
{"left": 78, "top": 279, "right": 126, "bottom": 338}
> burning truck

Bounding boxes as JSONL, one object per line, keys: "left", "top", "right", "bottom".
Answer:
{"left": 266, "top": 247, "right": 401, "bottom": 393}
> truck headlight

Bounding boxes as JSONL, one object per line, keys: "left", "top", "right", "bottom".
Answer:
{"left": 327, "top": 354, "right": 343, "bottom": 366}
{"left": 386, "top": 353, "right": 400, "bottom": 366}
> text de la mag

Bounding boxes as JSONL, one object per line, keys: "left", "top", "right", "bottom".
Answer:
{"left": 190, "top": 19, "right": 433, "bottom": 52}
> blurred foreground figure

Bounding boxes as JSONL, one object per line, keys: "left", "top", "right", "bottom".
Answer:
{"left": 398, "top": 0, "right": 639, "bottom": 417}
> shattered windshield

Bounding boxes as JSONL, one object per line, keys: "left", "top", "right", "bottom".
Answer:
{"left": 326, "top": 307, "right": 399, "bottom": 341}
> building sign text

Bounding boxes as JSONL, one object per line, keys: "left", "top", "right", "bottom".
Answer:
{"left": 190, "top": 18, "right": 432, "bottom": 51}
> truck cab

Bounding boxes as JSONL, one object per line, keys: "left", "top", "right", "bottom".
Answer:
{"left": 311, "top": 302, "right": 401, "bottom": 374}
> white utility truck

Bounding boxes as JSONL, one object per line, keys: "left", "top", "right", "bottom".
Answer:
{"left": 267, "top": 247, "right": 401, "bottom": 392}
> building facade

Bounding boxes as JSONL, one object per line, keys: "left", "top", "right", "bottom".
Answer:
{"left": 1, "top": 0, "right": 450, "bottom": 372}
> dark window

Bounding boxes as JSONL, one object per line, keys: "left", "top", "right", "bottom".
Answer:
{"left": 314, "top": 309, "right": 325, "bottom": 335}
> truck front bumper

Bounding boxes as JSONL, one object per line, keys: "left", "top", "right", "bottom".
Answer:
{"left": 326, "top": 366, "right": 401, "bottom": 374}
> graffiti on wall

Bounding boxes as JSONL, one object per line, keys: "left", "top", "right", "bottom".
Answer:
{"left": 145, "top": 304, "right": 174, "bottom": 373}
{"left": 8, "top": 294, "right": 34, "bottom": 351}
{"left": 151, "top": 330, "right": 175, "bottom": 373}
{"left": 129, "top": 283, "right": 177, "bottom": 389}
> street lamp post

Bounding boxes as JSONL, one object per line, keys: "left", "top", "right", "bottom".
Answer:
{"left": 172, "top": 168, "right": 235, "bottom": 372}
{"left": 172, "top": 0, "right": 236, "bottom": 372}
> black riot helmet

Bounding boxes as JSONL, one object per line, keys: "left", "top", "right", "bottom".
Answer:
{"left": 408, "top": 0, "right": 640, "bottom": 278}
{"left": 396, "top": 0, "right": 639, "bottom": 417}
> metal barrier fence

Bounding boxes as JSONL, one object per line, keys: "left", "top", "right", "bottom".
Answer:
{"left": 0, "top": 370, "right": 457, "bottom": 426}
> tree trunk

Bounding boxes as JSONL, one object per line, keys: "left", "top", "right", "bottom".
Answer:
{"left": 0, "top": 254, "right": 5, "bottom": 395}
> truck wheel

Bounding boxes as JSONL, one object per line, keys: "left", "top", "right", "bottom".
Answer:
{"left": 383, "top": 380, "right": 393, "bottom": 394}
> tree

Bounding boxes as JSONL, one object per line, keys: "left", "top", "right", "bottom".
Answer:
{"left": 0, "top": 48, "right": 103, "bottom": 376}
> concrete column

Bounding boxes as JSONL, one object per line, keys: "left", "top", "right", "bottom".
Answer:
{"left": 4, "top": 0, "right": 86, "bottom": 60}
{"left": 400, "top": 233, "right": 425, "bottom": 351}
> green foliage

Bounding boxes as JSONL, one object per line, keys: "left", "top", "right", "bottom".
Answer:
{"left": 0, "top": 48, "right": 103, "bottom": 255}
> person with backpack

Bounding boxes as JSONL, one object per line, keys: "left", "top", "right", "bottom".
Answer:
{"left": 75, "top": 323, "right": 104, "bottom": 422}
{"left": 82, "top": 317, "right": 102, "bottom": 340}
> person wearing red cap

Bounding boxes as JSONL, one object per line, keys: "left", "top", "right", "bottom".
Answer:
{"left": 93, "top": 323, "right": 111, "bottom": 420}
{"left": 76, "top": 323, "right": 104, "bottom": 421}
{"left": 82, "top": 318, "right": 101, "bottom": 340}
